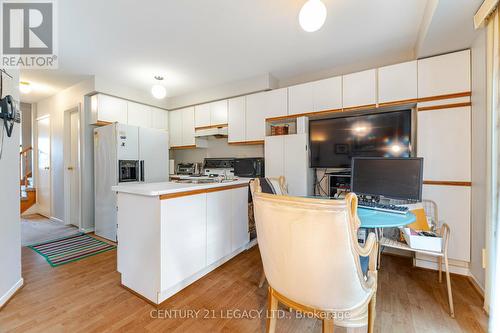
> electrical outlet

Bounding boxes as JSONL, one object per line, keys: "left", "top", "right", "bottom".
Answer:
{"left": 482, "top": 248, "right": 487, "bottom": 269}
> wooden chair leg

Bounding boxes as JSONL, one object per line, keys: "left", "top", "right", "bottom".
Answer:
{"left": 444, "top": 255, "right": 455, "bottom": 318}
{"left": 259, "top": 271, "right": 266, "bottom": 288}
{"left": 438, "top": 256, "right": 443, "bottom": 283}
{"left": 266, "top": 287, "right": 278, "bottom": 333}
{"left": 322, "top": 318, "right": 334, "bottom": 333}
{"left": 368, "top": 294, "right": 376, "bottom": 333}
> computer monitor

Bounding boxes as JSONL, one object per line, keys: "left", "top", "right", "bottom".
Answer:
{"left": 351, "top": 157, "right": 423, "bottom": 201}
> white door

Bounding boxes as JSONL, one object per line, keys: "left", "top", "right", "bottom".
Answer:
{"left": 228, "top": 96, "right": 246, "bottom": 143}
{"left": 116, "top": 124, "right": 139, "bottom": 161}
{"left": 283, "top": 134, "right": 310, "bottom": 196}
{"left": 139, "top": 128, "right": 169, "bottom": 182}
{"left": 209, "top": 100, "right": 228, "bottom": 125}
{"left": 67, "top": 110, "right": 80, "bottom": 226}
{"left": 231, "top": 187, "right": 249, "bottom": 251}
{"left": 37, "top": 116, "right": 51, "bottom": 217}
{"left": 264, "top": 136, "right": 284, "bottom": 177}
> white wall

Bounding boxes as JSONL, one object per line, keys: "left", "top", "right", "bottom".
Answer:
{"left": 471, "top": 29, "right": 487, "bottom": 291}
{"left": 0, "top": 69, "right": 23, "bottom": 307}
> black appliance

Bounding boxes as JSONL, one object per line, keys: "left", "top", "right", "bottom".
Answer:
{"left": 309, "top": 110, "right": 412, "bottom": 168}
{"left": 118, "top": 160, "right": 140, "bottom": 183}
{"left": 234, "top": 158, "right": 264, "bottom": 178}
{"left": 351, "top": 157, "right": 423, "bottom": 201}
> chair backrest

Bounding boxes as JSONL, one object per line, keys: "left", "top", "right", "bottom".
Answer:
{"left": 253, "top": 191, "right": 373, "bottom": 311}
{"left": 422, "top": 199, "right": 438, "bottom": 229}
{"left": 249, "top": 176, "right": 288, "bottom": 197}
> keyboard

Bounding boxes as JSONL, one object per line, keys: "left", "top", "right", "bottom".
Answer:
{"left": 358, "top": 201, "right": 409, "bottom": 215}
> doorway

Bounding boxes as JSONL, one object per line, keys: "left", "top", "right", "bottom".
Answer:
{"left": 36, "top": 115, "right": 51, "bottom": 218}
{"left": 64, "top": 106, "right": 81, "bottom": 228}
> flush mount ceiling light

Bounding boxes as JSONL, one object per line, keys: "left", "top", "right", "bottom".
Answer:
{"left": 19, "top": 81, "right": 32, "bottom": 94}
{"left": 151, "top": 76, "right": 167, "bottom": 99}
{"left": 299, "top": 0, "right": 327, "bottom": 32}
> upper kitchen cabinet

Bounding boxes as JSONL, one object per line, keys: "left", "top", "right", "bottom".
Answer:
{"left": 378, "top": 61, "right": 417, "bottom": 104}
{"left": 418, "top": 50, "right": 471, "bottom": 99}
{"left": 210, "top": 100, "right": 228, "bottom": 126}
{"left": 342, "top": 69, "right": 377, "bottom": 109}
{"left": 246, "top": 88, "right": 287, "bottom": 142}
{"left": 90, "top": 94, "right": 128, "bottom": 124}
{"left": 289, "top": 76, "right": 343, "bottom": 116}
{"left": 151, "top": 107, "right": 169, "bottom": 131}
{"left": 181, "top": 107, "right": 196, "bottom": 146}
{"left": 168, "top": 109, "right": 183, "bottom": 147}
{"left": 127, "top": 102, "right": 152, "bottom": 128}
{"left": 228, "top": 96, "right": 246, "bottom": 143}
{"left": 195, "top": 103, "right": 211, "bottom": 128}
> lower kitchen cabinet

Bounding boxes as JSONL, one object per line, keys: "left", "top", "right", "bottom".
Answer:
{"left": 231, "top": 187, "right": 250, "bottom": 251}
{"left": 207, "top": 190, "right": 232, "bottom": 265}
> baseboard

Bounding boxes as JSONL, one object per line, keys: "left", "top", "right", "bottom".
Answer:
{"left": 414, "top": 258, "right": 470, "bottom": 276}
{"left": 50, "top": 216, "right": 64, "bottom": 224}
{"left": 0, "top": 278, "right": 24, "bottom": 310}
{"left": 468, "top": 274, "right": 485, "bottom": 299}
{"left": 79, "top": 227, "right": 95, "bottom": 233}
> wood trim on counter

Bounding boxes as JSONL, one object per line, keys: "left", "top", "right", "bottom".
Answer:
{"left": 417, "top": 92, "right": 471, "bottom": 103}
{"left": 159, "top": 183, "right": 249, "bottom": 200}
{"left": 378, "top": 98, "right": 419, "bottom": 108}
{"left": 423, "top": 180, "right": 472, "bottom": 187}
{"left": 228, "top": 140, "right": 265, "bottom": 145}
{"left": 417, "top": 102, "right": 472, "bottom": 112}
{"left": 195, "top": 123, "right": 228, "bottom": 130}
{"left": 170, "top": 145, "right": 197, "bottom": 150}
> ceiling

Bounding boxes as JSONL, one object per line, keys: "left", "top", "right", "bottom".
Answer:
{"left": 20, "top": 0, "right": 483, "bottom": 104}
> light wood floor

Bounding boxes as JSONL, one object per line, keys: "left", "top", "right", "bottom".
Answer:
{"left": 0, "top": 246, "right": 488, "bottom": 332}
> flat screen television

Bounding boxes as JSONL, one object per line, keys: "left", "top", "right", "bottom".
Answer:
{"left": 309, "top": 110, "right": 412, "bottom": 168}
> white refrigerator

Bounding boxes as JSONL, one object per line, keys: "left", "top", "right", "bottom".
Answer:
{"left": 94, "top": 123, "right": 169, "bottom": 241}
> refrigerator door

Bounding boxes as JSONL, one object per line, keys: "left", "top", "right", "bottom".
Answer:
{"left": 139, "top": 127, "right": 169, "bottom": 182}
{"left": 94, "top": 124, "right": 118, "bottom": 241}
{"left": 116, "top": 124, "right": 139, "bottom": 161}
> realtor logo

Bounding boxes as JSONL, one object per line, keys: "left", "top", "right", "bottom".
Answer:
{"left": 1, "top": 0, "right": 58, "bottom": 68}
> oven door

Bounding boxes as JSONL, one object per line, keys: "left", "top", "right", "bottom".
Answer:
{"left": 234, "top": 159, "right": 257, "bottom": 177}
{"left": 119, "top": 160, "right": 140, "bottom": 183}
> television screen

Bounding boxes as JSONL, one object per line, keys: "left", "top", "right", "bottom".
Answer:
{"left": 309, "top": 110, "right": 412, "bottom": 168}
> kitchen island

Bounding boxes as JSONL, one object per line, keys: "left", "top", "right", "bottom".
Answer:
{"left": 112, "top": 179, "right": 252, "bottom": 305}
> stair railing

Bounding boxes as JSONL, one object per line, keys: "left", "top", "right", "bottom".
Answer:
{"left": 20, "top": 146, "right": 33, "bottom": 191}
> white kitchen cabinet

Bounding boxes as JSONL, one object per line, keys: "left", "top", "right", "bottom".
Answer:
{"left": 231, "top": 187, "right": 249, "bottom": 251}
{"left": 168, "top": 109, "right": 183, "bottom": 147}
{"left": 288, "top": 77, "right": 342, "bottom": 116}
{"left": 151, "top": 107, "right": 169, "bottom": 131}
{"left": 288, "top": 82, "right": 313, "bottom": 116}
{"left": 181, "top": 107, "right": 196, "bottom": 146}
{"left": 265, "top": 133, "right": 312, "bottom": 196}
{"left": 378, "top": 61, "right": 417, "bottom": 104}
{"left": 421, "top": 185, "right": 471, "bottom": 262}
{"left": 342, "top": 69, "right": 377, "bottom": 109}
{"left": 228, "top": 96, "right": 246, "bottom": 143}
{"left": 417, "top": 106, "right": 471, "bottom": 182}
{"left": 195, "top": 103, "right": 211, "bottom": 128}
{"left": 127, "top": 102, "right": 152, "bottom": 128}
{"left": 210, "top": 100, "right": 228, "bottom": 125}
{"left": 207, "top": 191, "right": 232, "bottom": 265}
{"left": 91, "top": 94, "right": 128, "bottom": 124}
{"left": 162, "top": 193, "right": 207, "bottom": 290}
{"left": 418, "top": 50, "right": 471, "bottom": 98}
{"left": 246, "top": 89, "right": 287, "bottom": 141}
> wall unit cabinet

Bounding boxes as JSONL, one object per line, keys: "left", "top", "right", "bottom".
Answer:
{"left": 195, "top": 104, "right": 211, "bottom": 128}
{"left": 181, "top": 107, "right": 195, "bottom": 146}
{"left": 151, "top": 107, "right": 169, "bottom": 131}
{"left": 418, "top": 50, "right": 471, "bottom": 98}
{"left": 228, "top": 96, "right": 246, "bottom": 143}
{"left": 288, "top": 76, "right": 342, "bottom": 115}
{"left": 90, "top": 94, "right": 128, "bottom": 124}
{"left": 342, "top": 69, "right": 377, "bottom": 109}
{"left": 246, "top": 88, "right": 287, "bottom": 141}
{"left": 264, "top": 133, "right": 312, "bottom": 196}
{"left": 195, "top": 100, "right": 228, "bottom": 129}
{"left": 378, "top": 61, "right": 417, "bottom": 104}
{"left": 128, "top": 102, "right": 152, "bottom": 128}
{"left": 168, "top": 109, "right": 183, "bottom": 147}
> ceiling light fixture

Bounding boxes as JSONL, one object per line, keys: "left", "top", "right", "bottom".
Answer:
{"left": 19, "top": 81, "right": 32, "bottom": 94}
{"left": 151, "top": 76, "right": 167, "bottom": 99}
{"left": 299, "top": 0, "right": 327, "bottom": 32}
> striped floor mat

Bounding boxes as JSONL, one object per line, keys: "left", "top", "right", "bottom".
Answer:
{"left": 28, "top": 233, "right": 116, "bottom": 267}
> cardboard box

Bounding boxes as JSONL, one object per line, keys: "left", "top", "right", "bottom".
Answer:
{"left": 402, "top": 228, "right": 442, "bottom": 252}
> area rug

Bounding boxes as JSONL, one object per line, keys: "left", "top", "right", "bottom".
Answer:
{"left": 28, "top": 233, "right": 116, "bottom": 267}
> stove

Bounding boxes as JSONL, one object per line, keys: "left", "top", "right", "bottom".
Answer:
{"left": 203, "top": 158, "right": 235, "bottom": 177}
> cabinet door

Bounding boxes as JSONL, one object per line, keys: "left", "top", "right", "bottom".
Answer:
{"left": 97, "top": 94, "right": 128, "bottom": 124}
{"left": 313, "top": 76, "right": 342, "bottom": 112}
{"left": 283, "top": 134, "right": 310, "bottom": 196}
{"left": 288, "top": 82, "right": 313, "bottom": 116}
{"left": 168, "top": 109, "right": 183, "bottom": 147}
{"left": 417, "top": 106, "right": 471, "bottom": 181}
{"left": 342, "top": 69, "right": 377, "bottom": 109}
{"left": 210, "top": 100, "right": 228, "bottom": 125}
{"left": 378, "top": 61, "right": 417, "bottom": 104}
{"left": 418, "top": 50, "right": 471, "bottom": 98}
{"left": 264, "top": 136, "right": 284, "bottom": 178}
{"left": 151, "top": 107, "right": 168, "bottom": 131}
{"left": 207, "top": 190, "right": 232, "bottom": 265}
{"left": 181, "top": 107, "right": 195, "bottom": 146}
{"left": 127, "top": 102, "right": 152, "bottom": 128}
{"left": 231, "top": 187, "right": 249, "bottom": 251}
{"left": 265, "top": 88, "right": 288, "bottom": 119}
{"left": 195, "top": 104, "right": 210, "bottom": 128}
{"left": 422, "top": 185, "right": 471, "bottom": 262}
{"left": 161, "top": 194, "right": 207, "bottom": 290}
{"left": 246, "top": 92, "right": 267, "bottom": 141}
{"left": 228, "top": 96, "right": 246, "bottom": 143}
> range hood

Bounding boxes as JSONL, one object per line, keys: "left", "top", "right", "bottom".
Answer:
{"left": 194, "top": 126, "right": 228, "bottom": 138}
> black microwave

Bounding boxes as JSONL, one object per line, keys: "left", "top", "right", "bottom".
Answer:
{"left": 234, "top": 158, "right": 264, "bottom": 178}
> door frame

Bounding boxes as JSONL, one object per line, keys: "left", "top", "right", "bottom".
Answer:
{"left": 35, "top": 114, "right": 51, "bottom": 218}
{"left": 63, "top": 105, "right": 82, "bottom": 228}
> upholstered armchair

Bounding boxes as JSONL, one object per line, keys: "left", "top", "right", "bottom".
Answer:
{"left": 253, "top": 191, "right": 378, "bottom": 333}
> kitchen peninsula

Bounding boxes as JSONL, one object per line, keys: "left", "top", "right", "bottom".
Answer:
{"left": 112, "top": 179, "right": 251, "bottom": 305}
